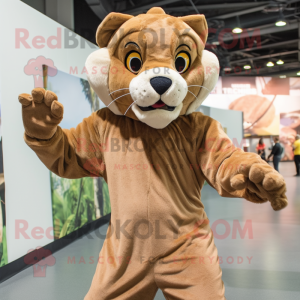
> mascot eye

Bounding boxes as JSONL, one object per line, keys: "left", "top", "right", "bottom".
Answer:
{"left": 175, "top": 51, "right": 190, "bottom": 74}
{"left": 125, "top": 51, "right": 142, "bottom": 74}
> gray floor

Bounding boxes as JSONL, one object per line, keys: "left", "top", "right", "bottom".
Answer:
{"left": 1, "top": 162, "right": 300, "bottom": 299}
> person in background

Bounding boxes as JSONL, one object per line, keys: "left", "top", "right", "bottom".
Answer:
{"left": 293, "top": 134, "right": 300, "bottom": 177}
{"left": 256, "top": 138, "right": 266, "bottom": 161}
{"left": 267, "top": 137, "right": 283, "bottom": 172}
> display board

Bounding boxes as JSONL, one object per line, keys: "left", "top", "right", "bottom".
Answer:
{"left": 0, "top": 97, "right": 8, "bottom": 267}
{"left": 44, "top": 66, "right": 111, "bottom": 239}
{"left": 203, "top": 76, "right": 300, "bottom": 160}
{"left": 279, "top": 78, "right": 300, "bottom": 161}
{"left": 198, "top": 105, "right": 244, "bottom": 149}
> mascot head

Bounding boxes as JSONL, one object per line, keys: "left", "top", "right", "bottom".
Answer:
{"left": 86, "top": 7, "right": 219, "bottom": 129}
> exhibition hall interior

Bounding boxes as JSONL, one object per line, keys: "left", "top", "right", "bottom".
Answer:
{"left": 0, "top": 0, "right": 300, "bottom": 299}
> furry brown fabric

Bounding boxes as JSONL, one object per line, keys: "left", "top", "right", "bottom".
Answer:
{"left": 19, "top": 7, "right": 287, "bottom": 300}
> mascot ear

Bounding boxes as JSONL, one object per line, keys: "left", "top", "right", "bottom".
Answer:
{"left": 186, "top": 50, "right": 220, "bottom": 115}
{"left": 96, "top": 12, "right": 133, "bottom": 48}
{"left": 179, "top": 15, "right": 208, "bottom": 45}
{"left": 86, "top": 48, "right": 122, "bottom": 115}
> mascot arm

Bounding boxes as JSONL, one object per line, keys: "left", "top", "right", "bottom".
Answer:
{"left": 19, "top": 88, "right": 105, "bottom": 179}
{"left": 198, "top": 119, "right": 288, "bottom": 211}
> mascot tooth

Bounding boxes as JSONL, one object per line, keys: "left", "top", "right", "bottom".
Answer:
{"left": 19, "top": 6, "right": 288, "bottom": 300}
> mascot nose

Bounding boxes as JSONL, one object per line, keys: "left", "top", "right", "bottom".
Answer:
{"left": 150, "top": 76, "right": 172, "bottom": 95}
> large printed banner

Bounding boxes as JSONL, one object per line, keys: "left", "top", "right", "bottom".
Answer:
{"left": 203, "top": 77, "right": 300, "bottom": 160}
{"left": 0, "top": 97, "right": 8, "bottom": 267}
{"left": 44, "top": 66, "right": 111, "bottom": 239}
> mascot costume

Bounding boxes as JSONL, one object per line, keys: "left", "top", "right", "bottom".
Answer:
{"left": 19, "top": 7, "right": 288, "bottom": 300}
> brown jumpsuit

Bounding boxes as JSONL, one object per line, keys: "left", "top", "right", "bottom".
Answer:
{"left": 25, "top": 108, "right": 264, "bottom": 300}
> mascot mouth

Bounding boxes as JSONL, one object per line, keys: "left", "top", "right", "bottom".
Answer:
{"left": 138, "top": 100, "right": 176, "bottom": 112}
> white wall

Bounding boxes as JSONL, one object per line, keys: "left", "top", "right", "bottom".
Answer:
{"left": 198, "top": 105, "right": 244, "bottom": 149}
{"left": 0, "top": 0, "right": 98, "bottom": 263}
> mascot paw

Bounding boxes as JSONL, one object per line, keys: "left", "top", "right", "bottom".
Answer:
{"left": 270, "top": 197, "right": 288, "bottom": 211}
{"left": 19, "top": 88, "right": 64, "bottom": 140}
{"left": 230, "top": 163, "right": 288, "bottom": 211}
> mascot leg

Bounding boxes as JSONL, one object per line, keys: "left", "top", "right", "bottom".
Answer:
{"left": 155, "top": 234, "right": 225, "bottom": 299}
{"left": 84, "top": 241, "right": 158, "bottom": 300}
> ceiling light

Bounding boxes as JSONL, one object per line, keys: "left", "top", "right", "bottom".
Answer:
{"left": 275, "top": 20, "right": 286, "bottom": 27}
{"left": 243, "top": 65, "right": 251, "bottom": 70}
{"left": 279, "top": 75, "right": 286, "bottom": 78}
{"left": 297, "top": 71, "right": 300, "bottom": 76}
{"left": 266, "top": 61, "right": 274, "bottom": 67}
{"left": 232, "top": 16, "right": 243, "bottom": 34}
{"left": 275, "top": 10, "right": 286, "bottom": 27}
{"left": 232, "top": 27, "right": 243, "bottom": 34}
{"left": 276, "top": 59, "right": 284, "bottom": 65}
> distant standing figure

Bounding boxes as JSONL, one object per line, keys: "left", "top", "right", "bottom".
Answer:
{"left": 293, "top": 134, "right": 300, "bottom": 177}
{"left": 267, "top": 137, "right": 283, "bottom": 172}
{"left": 256, "top": 138, "right": 266, "bottom": 161}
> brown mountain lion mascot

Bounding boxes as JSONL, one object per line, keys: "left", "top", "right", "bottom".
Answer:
{"left": 19, "top": 7, "right": 288, "bottom": 300}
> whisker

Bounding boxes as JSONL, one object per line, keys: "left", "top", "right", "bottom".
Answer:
{"left": 188, "top": 90, "right": 198, "bottom": 100}
{"left": 188, "top": 85, "right": 210, "bottom": 92}
{"left": 109, "top": 88, "right": 129, "bottom": 95}
{"left": 107, "top": 93, "right": 131, "bottom": 107}
{"left": 124, "top": 100, "right": 138, "bottom": 116}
